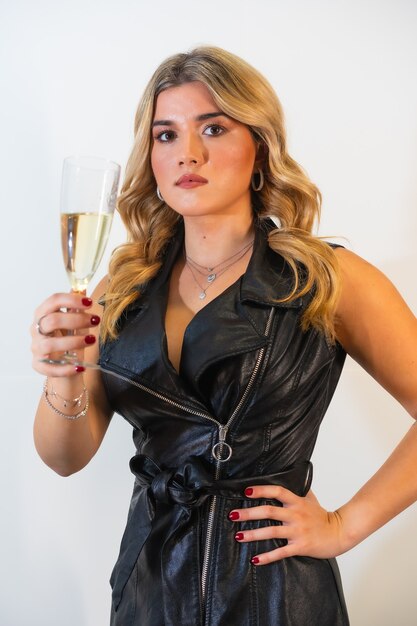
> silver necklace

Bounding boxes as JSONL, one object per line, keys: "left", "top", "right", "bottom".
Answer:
{"left": 185, "top": 243, "right": 253, "bottom": 300}
{"left": 186, "top": 239, "right": 254, "bottom": 285}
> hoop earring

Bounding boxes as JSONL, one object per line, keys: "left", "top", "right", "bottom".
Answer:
{"left": 251, "top": 170, "right": 264, "bottom": 192}
{"left": 156, "top": 186, "right": 164, "bottom": 202}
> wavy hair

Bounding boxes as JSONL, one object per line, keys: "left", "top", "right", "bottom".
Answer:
{"left": 101, "top": 46, "right": 340, "bottom": 341}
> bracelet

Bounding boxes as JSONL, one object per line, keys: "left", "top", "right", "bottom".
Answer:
{"left": 43, "top": 380, "right": 89, "bottom": 420}
{"left": 48, "top": 379, "right": 86, "bottom": 407}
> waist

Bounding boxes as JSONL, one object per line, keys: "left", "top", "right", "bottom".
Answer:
{"left": 130, "top": 454, "right": 313, "bottom": 506}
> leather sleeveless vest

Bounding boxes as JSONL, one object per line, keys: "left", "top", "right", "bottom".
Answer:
{"left": 100, "top": 218, "right": 349, "bottom": 626}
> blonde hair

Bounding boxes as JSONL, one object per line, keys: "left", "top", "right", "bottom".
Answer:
{"left": 102, "top": 46, "right": 340, "bottom": 341}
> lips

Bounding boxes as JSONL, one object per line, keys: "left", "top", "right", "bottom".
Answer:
{"left": 176, "top": 174, "right": 208, "bottom": 188}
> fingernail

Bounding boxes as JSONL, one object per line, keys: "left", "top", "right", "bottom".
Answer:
{"left": 244, "top": 487, "right": 253, "bottom": 497}
{"left": 90, "top": 315, "right": 100, "bottom": 326}
{"left": 84, "top": 335, "right": 96, "bottom": 345}
{"left": 235, "top": 532, "right": 244, "bottom": 541}
{"left": 251, "top": 557, "right": 260, "bottom": 565}
{"left": 75, "top": 365, "right": 85, "bottom": 373}
{"left": 229, "top": 511, "right": 240, "bottom": 521}
{"left": 82, "top": 297, "right": 93, "bottom": 307}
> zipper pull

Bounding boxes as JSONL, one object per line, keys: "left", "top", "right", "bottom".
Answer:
{"left": 211, "top": 425, "right": 232, "bottom": 462}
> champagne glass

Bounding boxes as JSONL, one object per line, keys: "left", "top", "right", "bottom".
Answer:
{"left": 42, "top": 155, "right": 120, "bottom": 366}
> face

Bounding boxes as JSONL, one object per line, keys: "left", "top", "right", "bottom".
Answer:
{"left": 151, "top": 81, "right": 258, "bottom": 219}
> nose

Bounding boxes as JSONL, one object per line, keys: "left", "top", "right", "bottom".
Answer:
{"left": 178, "top": 132, "right": 207, "bottom": 167}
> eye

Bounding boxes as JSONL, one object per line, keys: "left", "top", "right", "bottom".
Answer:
{"left": 154, "top": 129, "right": 176, "bottom": 143}
{"left": 203, "top": 124, "right": 226, "bottom": 137}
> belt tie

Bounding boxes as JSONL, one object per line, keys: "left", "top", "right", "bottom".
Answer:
{"left": 111, "top": 453, "right": 313, "bottom": 612}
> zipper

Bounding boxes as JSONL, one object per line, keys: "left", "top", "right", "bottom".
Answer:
{"left": 200, "top": 307, "right": 275, "bottom": 623}
{"left": 98, "top": 363, "right": 218, "bottom": 422}
{"left": 99, "top": 366, "right": 226, "bottom": 617}
{"left": 100, "top": 306, "right": 275, "bottom": 624}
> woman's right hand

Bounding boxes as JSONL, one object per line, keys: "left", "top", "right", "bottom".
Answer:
{"left": 30, "top": 292, "right": 101, "bottom": 378}
{"left": 32, "top": 279, "right": 112, "bottom": 475}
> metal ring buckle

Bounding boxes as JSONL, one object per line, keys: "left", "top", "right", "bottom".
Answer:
{"left": 211, "top": 442, "right": 232, "bottom": 462}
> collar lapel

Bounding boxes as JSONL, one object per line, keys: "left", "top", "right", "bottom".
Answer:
{"left": 180, "top": 218, "right": 302, "bottom": 383}
{"left": 102, "top": 218, "right": 304, "bottom": 394}
{"left": 239, "top": 218, "right": 303, "bottom": 309}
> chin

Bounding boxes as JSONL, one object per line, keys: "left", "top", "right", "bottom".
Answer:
{"left": 168, "top": 202, "right": 222, "bottom": 218}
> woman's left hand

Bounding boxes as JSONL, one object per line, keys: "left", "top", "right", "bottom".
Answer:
{"left": 229, "top": 485, "right": 348, "bottom": 565}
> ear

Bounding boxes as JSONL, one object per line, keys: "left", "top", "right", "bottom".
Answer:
{"left": 254, "top": 141, "right": 268, "bottom": 169}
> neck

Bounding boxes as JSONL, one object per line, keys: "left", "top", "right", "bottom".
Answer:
{"left": 183, "top": 212, "right": 255, "bottom": 268}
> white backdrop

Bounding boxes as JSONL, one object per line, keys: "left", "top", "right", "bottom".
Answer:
{"left": 1, "top": 1, "right": 417, "bottom": 624}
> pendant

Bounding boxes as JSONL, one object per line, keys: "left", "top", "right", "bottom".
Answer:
{"left": 199, "top": 291, "right": 207, "bottom": 300}
{"left": 207, "top": 273, "right": 216, "bottom": 283}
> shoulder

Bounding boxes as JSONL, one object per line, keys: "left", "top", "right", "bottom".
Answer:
{"left": 335, "top": 246, "right": 392, "bottom": 290}
{"left": 333, "top": 248, "right": 417, "bottom": 416}
{"left": 334, "top": 247, "right": 408, "bottom": 341}
{"left": 334, "top": 247, "right": 401, "bottom": 319}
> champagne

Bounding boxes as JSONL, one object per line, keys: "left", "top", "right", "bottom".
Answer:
{"left": 61, "top": 212, "right": 113, "bottom": 291}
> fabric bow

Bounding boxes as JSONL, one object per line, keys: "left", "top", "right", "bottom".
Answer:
{"left": 111, "top": 453, "right": 312, "bottom": 612}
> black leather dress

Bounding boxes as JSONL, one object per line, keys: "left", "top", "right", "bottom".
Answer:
{"left": 99, "top": 218, "right": 349, "bottom": 626}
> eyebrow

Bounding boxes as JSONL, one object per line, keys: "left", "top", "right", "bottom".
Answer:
{"left": 152, "top": 111, "right": 229, "bottom": 127}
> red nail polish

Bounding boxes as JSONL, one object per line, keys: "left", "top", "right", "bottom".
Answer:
{"left": 75, "top": 365, "right": 85, "bottom": 373}
{"left": 235, "top": 532, "right": 244, "bottom": 541}
{"left": 84, "top": 335, "right": 96, "bottom": 345}
{"left": 82, "top": 297, "right": 92, "bottom": 307}
{"left": 229, "top": 511, "right": 240, "bottom": 521}
{"left": 90, "top": 315, "right": 100, "bottom": 326}
{"left": 245, "top": 487, "right": 253, "bottom": 497}
{"left": 251, "top": 557, "right": 260, "bottom": 565}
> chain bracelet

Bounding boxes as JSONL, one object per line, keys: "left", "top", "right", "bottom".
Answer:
{"left": 47, "top": 378, "right": 87, "bottom": 407}
{"left": 43, "top": 379, "right": 89, "bottom": 420}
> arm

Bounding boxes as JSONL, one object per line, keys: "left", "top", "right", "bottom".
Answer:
{"left": 32, "top": 276, "right": 113, "bottom": 477}
{"left": 229, "top": 249, "right": 417, "bottom": 563}
{"left": 327, "top": 248, "right": 417, "bottom": 548}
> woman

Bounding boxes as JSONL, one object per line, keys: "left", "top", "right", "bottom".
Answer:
{"left": 31, "top": 47, "right": 417, "bottom": 626}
